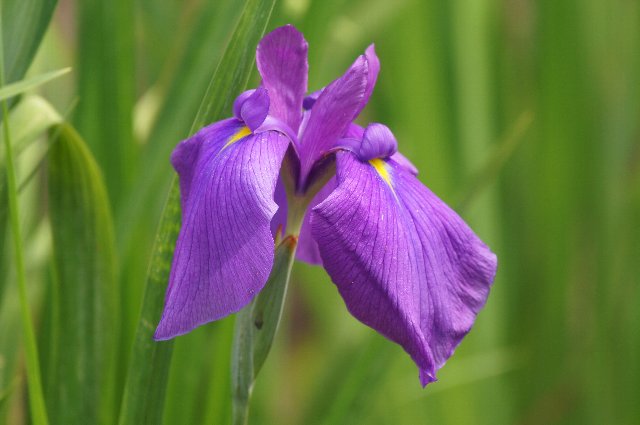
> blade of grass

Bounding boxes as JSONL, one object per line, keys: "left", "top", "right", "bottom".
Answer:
{"left": 46, "top": 123, "right": 118, "bottom": 425}
{"left": 2, "top": 0, "right": 57, "bottom": 84}
{"left": 0, "top": 68, "right": 70, "bottom": 102}
{"left": 75, "top": 0, "right": 135, "bottom": 205}
{"left": 0, "top": 4, "right": 48, "bottom": 424}
{"left": 456, "top": 110, "right": 534, "bottom": 211}
{"left": 117, "top": 1, "right": 277, "bottom": 423}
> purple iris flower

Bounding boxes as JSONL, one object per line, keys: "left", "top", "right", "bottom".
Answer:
{"left": 154, "top": 25, "right": 497, "bottom": 386}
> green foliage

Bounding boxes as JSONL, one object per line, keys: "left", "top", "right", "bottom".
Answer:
{"left": 46, "top": 123, "right": 118, "bottom": 424}
{"left": 232, "top": 237, "right": 297, "bottom": 425}
{"left": 1, "top": 0, "right": 57, "bottom": 84}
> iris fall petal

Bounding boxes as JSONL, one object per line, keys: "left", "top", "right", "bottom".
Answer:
{"left": 311, "top": 152, "right": 497, "bottom": 385}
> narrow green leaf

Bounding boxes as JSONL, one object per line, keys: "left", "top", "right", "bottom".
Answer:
{"left": 118, "top": 1, "right": 277, "bottom": 423}
{"left": 46, "top": 123, "right": 118, "bottom": 425}
{"left": 456, "top": 110, "right": 534, "bottom": 211}
{"left": 0, "top": 68, "right": 70, "bottom": 103}
{"left": 232, "top": 237, "right": 297, "bottom": 425}
{"left": 0, "top": 94, "right": 62, "bottom": 305}
{"left": 116, "top": 185, "right": 179, "bottom": 425}
{"left": 0, "top": 286, "right": 23, "bottom": 422}
{"left": 0, "top": 5, "right": 49, "bottom": 422}
{"left": 2, "top": 0, "right": 57, "bottom": 84}
{"left": 75, "top": 0, "right": 136, "bottom": 205}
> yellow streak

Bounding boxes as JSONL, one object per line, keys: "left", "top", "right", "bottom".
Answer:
{"left": 369, "top": 158, "right": 392, "bottom": 187}
{"left": 222, "top": 126, "right": 251, "bottom": 150}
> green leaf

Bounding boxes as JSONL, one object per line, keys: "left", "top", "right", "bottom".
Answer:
{"left": 117, "top": 0, "right": 277, "bottom": 422}
{"left": 2, "top": 0, "right": 57, "bottom": 84}
{"left": 0, "top": 94, "right": 62, "bottom": 304}
{"left": 74, "top": 0, "right": 136, "bottom": 205}
{"left": 0, "top": 68, "right": 70, "bottom": 103}
{"left": 232, "top": 237, "right": 297, "bottom": 425}
{"left": 46, "top": 123, "right": 118, "bottom": 425}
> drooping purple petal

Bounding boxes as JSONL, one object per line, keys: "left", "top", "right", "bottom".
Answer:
{"left": 298, "top": 55, "right": 369, "bottom": 188}
{"left": 257, "top": 25, "right": 308, "bottom": 133}
{"left": 170, "top": 118, "right": 244, "bottom": 208}
{"left": 155, "top": 128, "right": 290, "bottom": 340}
{"left": 390, "top": 151, "right": 418, "bottom": 176}
{"left": 311, "top": 152, "right": 497, "bottom": 385}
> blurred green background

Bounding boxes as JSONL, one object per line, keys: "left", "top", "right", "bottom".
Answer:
{"left": 1, "top": 0, "right": 639, "bottom": 424}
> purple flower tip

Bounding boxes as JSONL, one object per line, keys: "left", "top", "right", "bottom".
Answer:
{"left": 358, "top": 123, "right": 397, "bottom": 160}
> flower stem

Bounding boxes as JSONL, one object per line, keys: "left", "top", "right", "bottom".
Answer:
{"left": 231, "top": 233, "right": 299, "bottom": 425}
{"left": 0, "top": 5, "right": 49, "bottom": 424}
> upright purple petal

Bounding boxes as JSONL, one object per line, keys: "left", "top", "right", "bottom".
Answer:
{"left": 358, "top": 123, "right": 397, "bottom": 160}
{"left": 298, "top": 56, "right": 368, "bottom": 187}
{"left": 155, "top": 128, "right": 290, "bottom": 340}
{"left": 239, "top": 86, "right": 270, "bottom": 131}
{"left": 257, "top": 25, "right": 308, "bottom": 133}
{"left": 359, "top": 45, "right": 380, "bottom": 114}
{"left": 311, "top": 152, "right": 497, "bottom": 385}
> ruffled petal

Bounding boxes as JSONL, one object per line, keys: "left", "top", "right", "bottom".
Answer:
{"left": 256, "top": 25, "right": 308, "bottom": 133}
{"left": 311, "top": 152, "right": 497, "bottom": 385}
{"left": 155, "top": 128, "right": 290, "bottom": 339}
{"left": 298, "top": 55, "right": 368, "bottom": 187}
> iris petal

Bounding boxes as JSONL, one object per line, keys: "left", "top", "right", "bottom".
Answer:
{"left": 311, "top": 152, "right": 497, "bottom": 385}
{"left": 298, "top": 55, "right": 368, "bottom": 188}
{"left": 155, "top": 126, "right": 290, "bottom": 339}
{"left": 256, "top": 25, "right": 308, "bottom": 133}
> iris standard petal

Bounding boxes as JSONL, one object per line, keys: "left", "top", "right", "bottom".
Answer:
{"left": 359, "top": 44, "right": 380, "bottom": 114}
{"left": 239, "top": 86, "right": 270, "bottom": 131}
{"left": 298, "top": 55, "right": 368, "bottom": 188}
{"left": 311, "top": 152, "right": 497, "bottom": 385}
{"left": 358, "top": 123, "right": 397, "bottom": 160}
{"left": 256, "top": 25, "right": 308, "bottom": 133}
{"left": 155, "top": 129, "right": 290, "bottom": 340}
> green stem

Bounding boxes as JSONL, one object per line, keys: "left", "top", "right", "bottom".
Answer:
{"left": 0, "top": 5, "right": 49, "bottom": 424}
{"left": 231, "top": 235, "right": 299, "bottom": 425}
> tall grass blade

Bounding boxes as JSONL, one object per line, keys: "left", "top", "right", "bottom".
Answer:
{"left": 2, "top": 0, "right": 57, "bottom": 84}
{"left": 0, "top": 68, "right": 70, "bottom": 102}
{"left": 118, "top": 1, "right": 276, "bottom": 423}
{"left": 75, "top": 0, "right": 135, "bottom": 205}
{"left": 46, "top": 123, "right": 118, "bottom": 425}
{"left": 0, "top": 3, "right": 49, "bottom": 423}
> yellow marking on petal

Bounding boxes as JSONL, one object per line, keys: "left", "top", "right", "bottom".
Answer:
{"left": 369, "top": 158, "right": 392, "bottom": 186}
{"left": 222, "top": 126, "right": 251, "bottom": 150}
{"left": 369, "top": 158, "right": 398, "bottom": 201}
